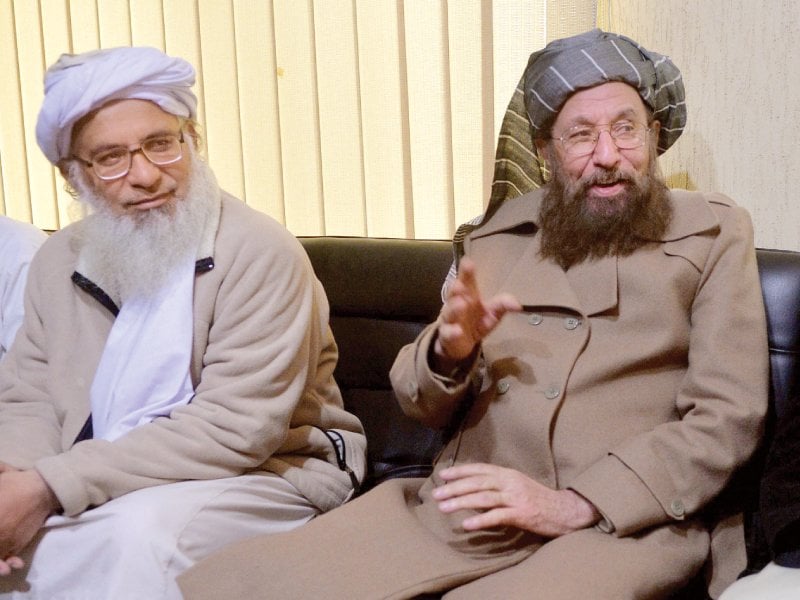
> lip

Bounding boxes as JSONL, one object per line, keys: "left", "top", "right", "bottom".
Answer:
{"left": 588, "top": 181, "right": 626, "bottom": 197}
{"left": 126, "top": 193, "right": 171, "bottom": 211}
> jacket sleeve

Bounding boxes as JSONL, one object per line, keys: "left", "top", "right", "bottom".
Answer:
{"left": 0, "top": 246, "right": 64, "bottom": 467}
{"left": 33, "top": 218, "right": 342, "bottom": 516}
{"left": 570, "top": 204, "right": 769, "bottom": 536}
{"left": 390, "top": 321, "right": 480, "bottom": 430}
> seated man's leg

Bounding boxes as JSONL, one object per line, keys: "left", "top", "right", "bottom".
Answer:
{"left": 179, "top": 478, "right": 535, "bottom": 600}
{"left": 0, "top": 471, "right": 317, "bottom": 600}
{"left": 443, "top": 522, "right": 709, "bottom": 600}
{"left": 719, "top": 562, "right": 800, "bottom": 600}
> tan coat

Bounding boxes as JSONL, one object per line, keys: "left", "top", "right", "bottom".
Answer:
{"left": 391, "top": 188, "right": 769, "bottom": 594}
{"left": 0, "top": 192, "right": 366, "bottom": 516}
{"left": 178, "top": 188, "right": 768, "bottom": 600}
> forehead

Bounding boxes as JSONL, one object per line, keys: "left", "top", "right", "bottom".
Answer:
{"left": 71, "top": 99, "right": 180, "bottom": 153}
{"left": 552, "top": 82, "right": 648, "bottom": 131}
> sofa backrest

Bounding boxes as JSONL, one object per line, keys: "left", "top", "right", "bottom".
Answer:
{"left": 300, "top": 236, "right": 453, "bottom": 491}
{"left": 742, "top": 248, "right": 800, "bottom": 574}
{"left": 756, "top": 249, "right": 800, "bottom": 422}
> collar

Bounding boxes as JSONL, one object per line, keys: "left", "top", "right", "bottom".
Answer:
{"left": 465, "top": 187, "right": 723, "bottom": 316}
{"left": 73, "top": 257, "right": 214, "bottom": 316}
{"left": 471, "top": 187, "right": 722, "bottom": 243}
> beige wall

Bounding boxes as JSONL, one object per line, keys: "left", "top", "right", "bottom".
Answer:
{"left": 600, "top": 0, "right": 800, "bottom": 251}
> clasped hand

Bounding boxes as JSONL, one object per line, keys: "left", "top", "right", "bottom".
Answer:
{"left": 0, "top": 463, "right": 58, "bottom": 576}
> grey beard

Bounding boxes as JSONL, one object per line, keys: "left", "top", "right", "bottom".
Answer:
{"left": 69, "top": 155, "right": 219, "bottom": 302}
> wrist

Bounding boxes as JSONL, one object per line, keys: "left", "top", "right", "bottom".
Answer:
{"left": 430, "top": 337, "right": 476, "bottom": 379}
{"left": 565, "top": 489, "right": 601, "bottom": 530}
{"left": 28, "top": 470, "right": 61, "bottom": 515}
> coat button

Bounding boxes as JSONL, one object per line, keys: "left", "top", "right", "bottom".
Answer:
{"left": 496, "top": 379, "right": 510, "bottom": 394}
{"left": 670, "top": 499, "right": 685, "bottom": 517}
{"left": 564, "top": 317, "right": 581, "bottom": 330}
{"left": 544, "top": 387, "right": 560, "bottom": 400}
{"left": 528, "top": 313, "right": 543, "bottom": 325}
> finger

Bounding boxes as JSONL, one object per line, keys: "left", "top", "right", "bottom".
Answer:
{"left": 439, "top": 294, "right": 469, "bottom": 324}
{"left": 461, "top": 508, "right": 516, "bottom": 531}
{"left": 437, "top": 491, "right": 505, "bottom": 514}
{"left": 439, "top": 463, "right": 500, "bottom": 481}
{"left": 432, "top": 478, "right": 488, "bottom": 501}
{"left": 486, "top": 293, "right": 523, "bottom": 316}
{"left": 436, "top": 325, "right": 474, "bottom": 358}
{"left": 5, "top": 556, "right": 24, "bottom": 570}
{"left": 455, "top": 258, "right": 480, "bottom": 298}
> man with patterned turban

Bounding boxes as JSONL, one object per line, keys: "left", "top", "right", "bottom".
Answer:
{"left": 179, "top": 29, "right": 768, "bottom": 599}
{"left": 0, "top": 46, "right": 365, "bottom": 599}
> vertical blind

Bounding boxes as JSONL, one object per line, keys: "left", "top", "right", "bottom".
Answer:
{"left": 0, "top": 0, "right": 595, "bottom": 239}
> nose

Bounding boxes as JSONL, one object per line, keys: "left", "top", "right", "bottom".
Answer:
{"left": 591, "top": 129, "right": 621, "bottom": 168}
{"left": 125, "top": 150, "right": 162, "bottom": 188}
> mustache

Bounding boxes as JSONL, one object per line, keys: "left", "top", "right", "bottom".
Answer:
{"left": 580, "top": 168, "right": 636, "bottom": 189}
{"left": 573, "top": 168, "right": 637, "bottom": 197}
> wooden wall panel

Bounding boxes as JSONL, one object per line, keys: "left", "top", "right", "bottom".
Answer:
{"left": 448, "top": 0, "right": 491, "bottom": 227}
{"left": 97, "top": 0, "right": 132, "bottom": 47}
{"left": 41, "top": 0, "right": 74, "bottom": 227}
{"left": 232, "top": 1, "right": 283, "bottom": 220}
{"left": 273, "top": 0, "right": 324, "bottom": 235}
{"left": 14, "top": 0, "right": 56, "bottom": 229}
{"left": 314, "top": 0, "right": 366, "bottom": 236}
{"left": 404, "top": 0, "right": 454, "bottom": 239}
{"left": 68, "top": 0, "right": 100, "bottom": 53}
{"left": 355, "top": 0, "right": 412, "bottom": 238}
{"left": 0, "top": 0, "right": 26, "bottom": 218}
{"left": 198, "top": 0, "right": 245, "bottom": 200}
{"left": 130, "top": 0, "right": 165, "bottom": 49}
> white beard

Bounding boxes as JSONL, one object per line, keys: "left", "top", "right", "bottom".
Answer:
{"left": 69, "top": 152, "right": 219, "bottom": 302}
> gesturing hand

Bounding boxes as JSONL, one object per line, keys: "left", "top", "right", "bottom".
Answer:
{"left": 432, "top": 463, "right": 600, "bottom": 538}
{"left": 433, "top": 258, "right": 521, "bottom": 373}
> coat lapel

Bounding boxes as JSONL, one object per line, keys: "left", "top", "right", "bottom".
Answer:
{"left": 466, "top": 187, "right": 723, "bottom": 318}
{"left": 497, "top": 232, "right": 584, "bottom": 313}
{"left": 469, "top": 191, "right": 589, "bottom": 315}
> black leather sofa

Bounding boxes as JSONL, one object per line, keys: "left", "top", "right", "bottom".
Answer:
{"left": 299, "top": 236, "right": 800, "bottom": 598}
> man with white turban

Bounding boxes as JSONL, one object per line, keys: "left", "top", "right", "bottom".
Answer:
{"left": 179, "top": 29, "right": 768, "bottom": 599}
{"left": 0, "top": 46, "right": 366, "bottom": 599}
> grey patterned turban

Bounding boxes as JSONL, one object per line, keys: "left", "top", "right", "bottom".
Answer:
{"left": 524, "top": 29, "right": 686, "bottom": 154}
{"left": 36, "top": 46, "right": 197, "bottom": 165}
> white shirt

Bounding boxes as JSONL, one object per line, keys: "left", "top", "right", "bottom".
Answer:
{"left": 0, "top": 215, "right": 46, "bottom": 360}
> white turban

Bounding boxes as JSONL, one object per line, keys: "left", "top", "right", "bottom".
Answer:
{"left": 36, "top": 46, "right": 197, "bottom": 164}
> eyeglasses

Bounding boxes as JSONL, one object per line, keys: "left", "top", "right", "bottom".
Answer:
{"left": 73, "top": 132, "right": 185, "bottom": 180}
{"left": 555, "top": 121, "right": 650, "bottom": 157}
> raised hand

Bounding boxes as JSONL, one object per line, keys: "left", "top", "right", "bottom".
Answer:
{"left": 433, "top": 257, "right": 521, "bottom": 373}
